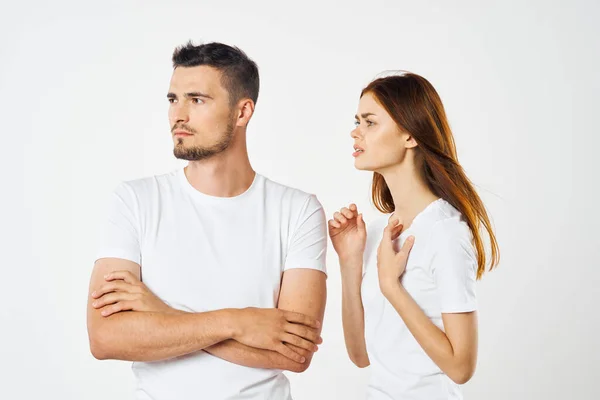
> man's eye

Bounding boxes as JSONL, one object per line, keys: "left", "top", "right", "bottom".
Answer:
{"left": 192, "top": 98, "right": 204, "bottom": 104}
{"left": 366, "top": 120, "right": 374, "bottom": 126}
{"left": 168, "top": 98, "right": 176, "bottom": 104}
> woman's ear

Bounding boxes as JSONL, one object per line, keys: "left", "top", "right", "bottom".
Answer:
{"left": 405, "top": 135, "right": 418, "bottom": 149}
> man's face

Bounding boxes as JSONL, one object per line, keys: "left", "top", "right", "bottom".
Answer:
{"left": 167, "top": 65, "right": 235, "bottom": 161}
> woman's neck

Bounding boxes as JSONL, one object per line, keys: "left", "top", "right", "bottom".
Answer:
{"left": 379, "top": 162, "right": 440, "bottom": 230}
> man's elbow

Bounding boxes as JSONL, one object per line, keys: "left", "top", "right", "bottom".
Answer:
{"left": 287, "top": 358, "right": 312, "bottom": 373}
{"left": 88, "top": 325, "right": 117, "bottom": 360}
{"left": 89, "top": 335, "right": 109, "bottom": 360}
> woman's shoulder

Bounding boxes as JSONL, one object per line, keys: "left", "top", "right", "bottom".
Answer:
{"left": 423, "top": 201, "right": 475, "bottom": 264}
{"left": 428, "top": 200, "right": 472, "bottom": 241}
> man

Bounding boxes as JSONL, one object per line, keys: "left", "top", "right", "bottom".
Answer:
{"left": 86, "top": 42, "right": 327, "bottom": 400}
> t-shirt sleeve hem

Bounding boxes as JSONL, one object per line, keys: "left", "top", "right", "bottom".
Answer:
{"left": 439, "top": 302, "right": 477, "bottom": 314}
{"left": 283, "top": 261, "right": 327, "bottom": 276}
{"left": 95, "top": 249, "right": 141, "bottom": 266}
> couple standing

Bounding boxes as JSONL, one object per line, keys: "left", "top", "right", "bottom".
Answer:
{"left": 87, "top": 41, "right": 499, "bottom": 400}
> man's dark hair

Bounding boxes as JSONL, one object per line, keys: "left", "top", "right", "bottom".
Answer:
{"left": 172, "top": 41, "right": 260, "bottom": 106}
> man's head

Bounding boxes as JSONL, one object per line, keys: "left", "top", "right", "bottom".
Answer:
{"left": 167, "top": 42, "right": 260, "bottom": 161}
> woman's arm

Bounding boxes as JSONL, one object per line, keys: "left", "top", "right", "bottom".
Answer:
{"left": 340, "top": 256, "right": 370, "bottom": 368}
{"left": 377, "top": 218, "right": 478, "bottom": 384}
{"left": 381, "top": 282, "right": 478, "bottom": 384}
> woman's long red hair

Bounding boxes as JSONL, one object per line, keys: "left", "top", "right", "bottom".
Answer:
{"left": 364, "top": 73, "right": 499, "bottom": 278}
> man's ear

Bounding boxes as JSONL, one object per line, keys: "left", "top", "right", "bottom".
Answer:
{"left": 236, "top": 99, "right": 255, "bottom": 127}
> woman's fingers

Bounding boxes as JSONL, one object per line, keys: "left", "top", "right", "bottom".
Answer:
{"left": 396, "top": 236, "right": 415, "bottom": 260}
{"left": 328, "top": 219, "right": 341, "bottom": 229}
{"left": 330, "top": 204, "right": 361, "bottom": 231}
{"left": 340, "top": 207, "right": 354, "bottom": 219}
{"left": 333, "top": 212, "right": 348, "bottom": 224}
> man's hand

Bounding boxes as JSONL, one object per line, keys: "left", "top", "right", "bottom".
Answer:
{"left": 91, "top": 270, "right": 180, "bottom": 317}
{"left": 231, "top": 307, "right": 323, "bottom": 363}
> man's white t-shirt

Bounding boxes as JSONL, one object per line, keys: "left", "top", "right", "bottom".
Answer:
{"left": 361, "top": 198, "right": 477, "bottom": 400}
{"left": 96, "top": 169, "right": 328, "bottom": 400}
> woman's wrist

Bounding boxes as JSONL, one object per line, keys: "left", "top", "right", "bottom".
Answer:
{"left": 339, "top": 253, "right": 363, "bottom": 266}
{"left": 380, "top": 277, "right": 403, "bottom": 299}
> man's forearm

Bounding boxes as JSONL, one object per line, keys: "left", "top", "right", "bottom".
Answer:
{"left": 89, "top": 309, "right": 235, "bottom": 362}
{"left": 204, "top": 340, "right": 311, "bottom": 373}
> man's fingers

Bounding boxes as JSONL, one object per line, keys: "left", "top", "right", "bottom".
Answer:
{"left": 92, "top": 292, "right": 136, "bottom": 309}
{"left": 105, "top": 270, "right": 140, "bottom": 285}
{"left": 285, "top": 323, "right": 320, "bottom": 344}
{"left": 284, "top": 311, "right": 321, "bottom": 329}
{"left": 92, "top": 280, "right": 135, "bottom": 298}
{"left": 281, "top": 333, "right": 318, "bottom": 353}
{"left": 285, "top": 343, "right": 312, "bottom": 358}
{"left": 99, "top": 300, "right": 135, "bottom": 317}
{"left": 276, "top": 343, "right": 306, "bottom": 363}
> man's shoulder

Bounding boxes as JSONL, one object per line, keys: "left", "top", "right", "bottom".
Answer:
{"left": 261, "top": 174, "right": 317, "bottom": 204}
{"left": 112, "top": 170, "right": 179, "bottom": 201}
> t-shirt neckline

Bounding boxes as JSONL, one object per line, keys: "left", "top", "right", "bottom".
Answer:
{"left": 177, "top": 168, "right": 261, "bottom": 203}
{"left": 393, "top": 198, "right": 445, "bottom": 238}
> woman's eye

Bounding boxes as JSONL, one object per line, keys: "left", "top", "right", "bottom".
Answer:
{"left": 354, "top": 120, "right": 360, "bottom": 127}
{"left": 366, "top": 120, "right": 374, "bottom": 127}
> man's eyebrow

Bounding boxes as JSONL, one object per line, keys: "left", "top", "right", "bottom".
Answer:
{"left": 166, "top": 92, "right": 214, "bottom": 99}
{"left": 185, "top": 92, "right": 213, "bottom": 99}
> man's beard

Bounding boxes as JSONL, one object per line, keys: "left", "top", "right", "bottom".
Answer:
{"left": 173, "top": 119, "right": 235, "bottom": 161}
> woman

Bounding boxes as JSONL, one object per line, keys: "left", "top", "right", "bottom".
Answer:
{"left": 329, "top": 72, "right": 499, "bottom": 399}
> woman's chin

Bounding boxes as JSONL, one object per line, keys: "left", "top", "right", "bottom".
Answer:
{"left": 354, "top": 160, "right": 374, "bottom": 172}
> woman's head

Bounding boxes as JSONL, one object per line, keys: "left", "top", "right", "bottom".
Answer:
{"left": 353, "top": 72, "right": 499, "bottom": 278}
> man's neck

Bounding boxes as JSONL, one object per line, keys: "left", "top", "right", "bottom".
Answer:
{"left": 184, "top": 148, "right": 255, "bottom": 198}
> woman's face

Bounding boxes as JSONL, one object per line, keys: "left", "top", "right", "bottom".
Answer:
{"left": 351, "top": 92, "right": 413, "bottom": 172}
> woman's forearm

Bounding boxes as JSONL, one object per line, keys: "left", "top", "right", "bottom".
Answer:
{"left": 381, "top": 282, "right": 473, "bottom": 383}
{"left": 340, "top": 257, "right": 370, "bottom": 367}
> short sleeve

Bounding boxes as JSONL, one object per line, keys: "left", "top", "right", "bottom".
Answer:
{"left": 95, "top": 183, "right": 141, "bottom": 265}
{"left": 429, "top": 221, "right": 478, "bottom": 313}
{"left": 283, "top": 194, "right": 327, "bottom": 275}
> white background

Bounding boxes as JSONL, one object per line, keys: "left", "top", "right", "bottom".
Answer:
{"left": 1, "top": 0, "right": 599, "bottom": 399}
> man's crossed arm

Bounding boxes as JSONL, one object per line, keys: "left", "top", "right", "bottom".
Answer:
{"left": 87, "top": 258, "right": 327, "bottom": 372}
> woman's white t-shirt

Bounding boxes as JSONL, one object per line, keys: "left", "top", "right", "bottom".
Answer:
{"left": 361, "top": 199, "right": 478, "bottom": 400}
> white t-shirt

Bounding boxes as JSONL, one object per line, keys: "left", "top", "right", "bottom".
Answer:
{"left": 96, "top": 168, "right": 328, "bottom": 400}
{"left": 361, "top": 198, "right": 477, "bottom": 400}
